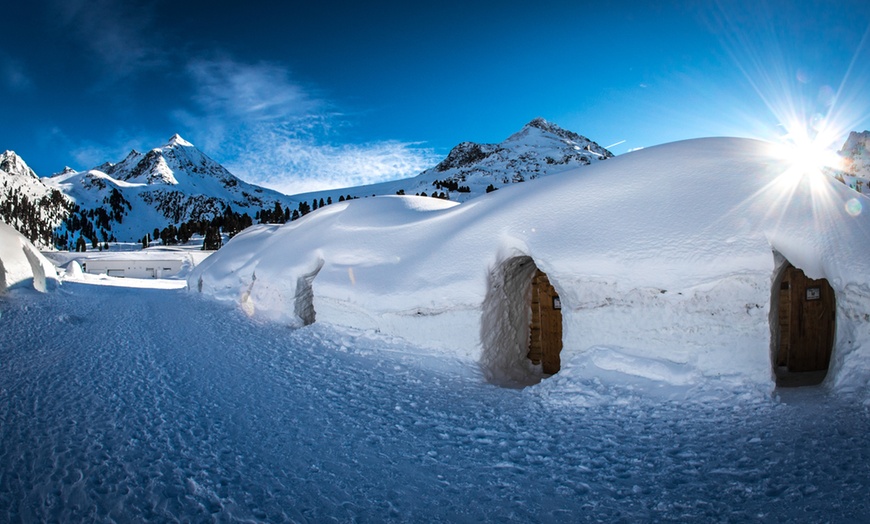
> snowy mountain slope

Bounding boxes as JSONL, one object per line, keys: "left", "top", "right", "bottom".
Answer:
{"left": 1, "top": 150, "right": 38, "bottom": 181}
{"left": 839, "top": 130, "right": 870, "bottom": 195}
{"left": 0, "top": 151, "right": 74, "bottom": 249}
{"left": 43, "top": 135, "right": 298, "bottom": 244}
{"left": 292, "top": 118, "right": 613, "bottom": 205}
{"left": 191, "top": 137, "right": 870, "bottom": 395}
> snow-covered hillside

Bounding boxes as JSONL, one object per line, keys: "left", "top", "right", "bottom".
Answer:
{"left": 292, "top": 117, "right": 613, "bottom": 204}
{"left": 44, "top": 135, "right": 296, "bottom": 244}
{"left": 839, "top": 130, "right": 870, "bottom": 195}
{"left": 0, "top": 151, "right": 74, "bottom": 248}
{"left": 192, "top": 137, "right": 870, "bottom": 396}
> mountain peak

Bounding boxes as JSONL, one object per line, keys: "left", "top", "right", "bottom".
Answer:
{"left": 517, "top": 117, "right": 570, "bottom": 136}
{"left": 0, "top": 150, "right": 39, "bottom": 179}
{"left": 839, "top": 130, "right": 870, "bottom": 179}
{"left": 166, "top": 134, "right": 193, "bottom": 148}
{"left": 53, "top": 166, "right": 77, "bottom": 177}
{"left": 525, "top": 117, "right": 553, "bottom": 130}
{"left": 506, "top": 117, "right": 603, "bottom": 149}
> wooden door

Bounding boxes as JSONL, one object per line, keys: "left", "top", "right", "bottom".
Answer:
{"left": 778, "top": 265, "right": 835, "bottom": 372}
{"left": 528, "top": 269, "right": 563, "bottom": 374}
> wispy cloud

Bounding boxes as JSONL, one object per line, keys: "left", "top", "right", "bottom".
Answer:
{"left": 224, "top": 126, "right": 440, "bottom": 195}
{"left": 176, "top": 57, "right": 439, "bottom": 194}
{"left": 186, "top": 58, "right": 322, "bottom": 122}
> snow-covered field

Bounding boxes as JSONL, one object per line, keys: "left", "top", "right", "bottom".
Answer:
{"left": 2, "top": 278, "right": 869, "bottom": 522}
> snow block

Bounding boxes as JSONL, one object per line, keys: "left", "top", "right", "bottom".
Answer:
{"left": 0, "top": 220, "right": 59, "bottom": 293}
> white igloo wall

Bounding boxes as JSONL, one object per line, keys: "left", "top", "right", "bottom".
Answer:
{"left": 0, "top": 220, "right": 59, "bottom": 293}
{"left": 190, "top": 138, "right": 870, "bottom": 394}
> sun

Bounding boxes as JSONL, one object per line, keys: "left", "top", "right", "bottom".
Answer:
{"left": 771, "top": 119, "right": 844, "bottom": 182}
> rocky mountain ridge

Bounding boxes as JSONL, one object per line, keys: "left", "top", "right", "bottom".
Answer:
{"left": 293, "top": 117, "right": 614, "bottom": 204}
{"left": 838, "top": 130, "right": 870, "bottom": 195}
{"left": 41, "top": 134, "right": 297, "bottom": 248}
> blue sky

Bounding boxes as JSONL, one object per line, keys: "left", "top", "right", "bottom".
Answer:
{"left": 3, "top": 0, "right": 869, "bottom": 194}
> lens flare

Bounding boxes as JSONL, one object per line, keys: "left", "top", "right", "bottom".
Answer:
{"left": 769, "top": 120, "right": 844, "bottom": 187}
{"left": 845, "top": 198, "right": 863, "bottom": 217}
{"left": 778, "top": 132, "right": 842, "bottom": 174}
{"left": 707, "top": 3, "right": 870, "bottom": 186}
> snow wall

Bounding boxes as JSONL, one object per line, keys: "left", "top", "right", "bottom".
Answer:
{"left": 190, "top": 138, "right": 870, "bottom": 396}
{"left": 0, "top": 220, "right": 59, "bottom": 293}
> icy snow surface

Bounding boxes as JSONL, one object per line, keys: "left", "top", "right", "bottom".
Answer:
{"left": 1, "top": 281, "right": 869, "bottom": 522}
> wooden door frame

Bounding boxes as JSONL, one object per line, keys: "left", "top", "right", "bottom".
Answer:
{"left": 773, "top": 261, "right": 836, "bottom": 386}
{"left": 527, "top": 268, "right": 563, "bottom": 375}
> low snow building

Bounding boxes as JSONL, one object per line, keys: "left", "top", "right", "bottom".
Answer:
{"left": 80, "top": 248, "right": 187, "bottom": 278}
{"left": 82, "top": 252, "right": 183, "bottom": 278}
{"left": 190, "top": 138, "right": 870, "bottom": 396}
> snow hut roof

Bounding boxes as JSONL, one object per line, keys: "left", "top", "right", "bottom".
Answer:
{"left": 191, "top": 137, "right": 870, "bottom": 325}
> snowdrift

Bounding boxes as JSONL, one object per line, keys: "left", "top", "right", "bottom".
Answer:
{"left": 0, "top": 220, "right": 59, "bottom": 293}
{"left": 190, "top": 138, "right": 870, "bottom": 395}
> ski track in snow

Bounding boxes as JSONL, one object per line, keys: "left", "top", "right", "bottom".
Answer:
{"left": 1, "top": 284, "right": 869, "bottom": 522}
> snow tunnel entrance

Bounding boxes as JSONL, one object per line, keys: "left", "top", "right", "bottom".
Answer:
{"left": 479, "top": 255, "right": 563, "bottom": 385}
{"left": 774, "top": 263, "right": 836, "bottom": 387}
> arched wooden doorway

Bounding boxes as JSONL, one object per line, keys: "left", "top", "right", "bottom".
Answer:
{"left": 775, "top": 264, "right": 836, "bottom": 386}
{"left": 527, "top": 269, "right": 563, "bottom": 374}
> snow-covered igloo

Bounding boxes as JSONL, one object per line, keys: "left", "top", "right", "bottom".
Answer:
{"left": 191, "top": 137, "right": 870, "bottom": 396}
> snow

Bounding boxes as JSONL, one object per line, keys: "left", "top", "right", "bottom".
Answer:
{"left": 1, "top": 279, "right": 869, "bottom": 521}
{"left": 192, "top": 137, "right": 870, "bottom": 394}
{"left": 3, "top": 135, "right": 870, "bottom": 520}
{"left": 0, "top": 220, "right": 59, "bottom": 293}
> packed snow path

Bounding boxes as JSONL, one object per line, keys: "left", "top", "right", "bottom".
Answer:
{"left": 1, "top": 283, "right": 869, "bottom": 522}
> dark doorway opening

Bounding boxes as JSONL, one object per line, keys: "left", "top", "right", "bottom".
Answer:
{"left": 774, "top": 264, "right": 836, "bottom": 387}
{"left": 479, "top": 256, "right": 565, "bottom": 385}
